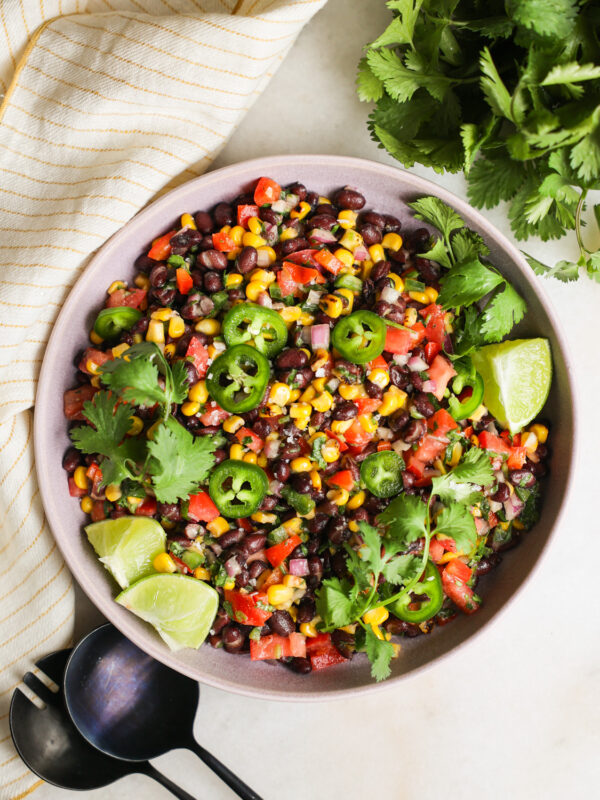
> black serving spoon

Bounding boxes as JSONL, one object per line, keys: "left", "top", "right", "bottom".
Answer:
{"left": 63, "top": 623, "right": 262, "bottom": 800}
{"left": 10, "top": 648, "right": 196, "bottom": 798}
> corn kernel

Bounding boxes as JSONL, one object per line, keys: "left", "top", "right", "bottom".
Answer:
{"left": 105, "top": 484, "right": 122, "bottom": 503}
{"left": 318, "top": 196, "right": 331, "bottom": 205}
{"left": 89, "top": 329, "right": 103, "bottom": 345}
{"left": 300, "top": 386, "right": 316, "bottom": 403}
{"left": 207, "top": 516, "right": 230, "bottom": 537}
{"left": 470, "top": 434, "right": 479, "bottom": 447}
{"left": 294, "top": 416, "right": 310, "bottom": 430}
{"left": 151, "top": 307, "right": 172, "bottom": 322}
{"left": 188, "top": 380, "right": 208, "bottom": 405}
{"left": 521, "top": 431, "right": 538, "bottom": 452}
{"left": 229, "top": 444, "right": 244, "bottom": 460}
{"left": 338, "top": 383, "right": 362, "bottom": 400}
{"left": 387, "top": 272, "right": 404, "bottom": 292}
{"left": 269, "top": 382, "right": 292, "bottom": 407}
{"left": 279, "top": 306, "right": 302, "bottom": 325}
{"left": 85, "top": 359, "right": 101, "bottom": 375}
{"left": 529, "top": 423, "right": 548, "bottom": 444}
{"left": 347, "top": 490, "right": 366, "bottom": 510}
{"left": 425, "top": 287, "right": 439, "bottom": 303}
{"left": 245, "top": 280, "right": 267, "bottom": 302}
{"left": 513, "top": 519, "right": 525, "bottom": 530}
{"left": 257, "top": 245, "right": 277, "bottom": 264}
{"left": 146, "top": 319, "right": 165, "bottom": 344}
{"left": 290, "top": 402, "right": 312, "bottom": 419}
{"left": 290, "top": 201, "right": 311, "bottom": 220}
{"left": 336, "top": 288, "right": 354, "bottom": 314}
{"left": 166, "top": 315, "right": 184, "bottom": 339}
{"left": 195, "top": 318, "right": 221, "bottom": 336}
{"left": 153, "top": 552, "right": 177, "bottom": 573}
{"left": 227, "top": 247, "right": 242, "bottom": 261}
{"left": 278, "top": 227, "right": 297, "bottom": 242}
{"left": 331, "top": 419, "right": 353, "bottom": 434}
{"left": 311, "top": 391, "right": 333, "bottom": 412}
{"left": 134, "top": 272, "right": 151, "bottom": 291}
{"left": 311, "top": 376, "right": 327, "bottom": 393}
{"left": 164, "top": 343, "right": 176, "bottom": 359}
{"left": 73, "top": 466, "right": 89, "bottom": 491}
{"left": 243, "top": 452, "right": 258, "bottom": 464}
{"left": 300, "top": 621, "right": 319, "bottom": 638}
{"left": 368, "top": 244, "right": 385, "bottom": 264}
{"left": 408, "top": 291, "right": 429, "bottom": 305}
{"left": 309, "top": 469, "right": 322, "bottom": 491}
{"left": 107, "top": 280, "right": 126, "bottom": 295}
{"left": 321, "top": 440, "right": 340, "bottom": 463}
{"left": 291, "top": 457, "right": 311, "bottom": 473}
{"left": 337, "top": 209, "right": 358, "bottom": 229}
{"left": 247, "top": 216, "right": 263, "bottom": 235}
{"left": 348, "top": 520, "right": 359, "bottom": 533}
{"left": 80, "top": 496, "right": 93, "bottom": 514}
{"left": 111, "top": 342, "right": 130, "bottom": 359}
{"left": 127, "top": 415, "right": 143, "bottom": 436}
{"left": 133, "top": 333, "right": 143, "bottom": 344}
{"left": 257, "top": 453, "right": 268, "bottom": 468}
{"left": 181, "top": 212, "right": 197, "bottom": 230}
{"left": 447, "top": 442, "right": 463, "bottom": 467}
{"left": 179, "top": 401, "right": 199, "bottom": 417}
{"left": 404, "top": 307, "right": 418, "bottom": 327}
{"left": 267, "top": 584, "right": 295, "bottom": 607}
{"left": 469, "top": 404, "right": 488, "bottom": 423}
{"left": 433, "top": 459, "right": 447, "bottom": 474}
{"left": 282, "top": 575, "right": 306, "bottom": 590}
{"left": 361, "top": 260, "right": 374, "bottom": 279}
{"left": 146, "top": 421, "right": 160, "bottom": 440}
{"left": 229, "top": 225, "right": 244, "bottom": 246}
{"left": 90, "top": 376, "right": 101, "bottom": 388}
{"left": 251, "top": 511, "right": 277, "bottom": 524}
{"left": 333, "top": 247, "right": 354, "bottom": 267}
{"left": 327, "top": 488, "right": 349, "bottom": 506}
{"left": 363, "top": 606, "right": 389, "bottom": 626}
{"left": 379, "top": 386, "right": 408, "bottom": 416}
{"left": 194, "top": 566, "right": 211, "bottom": 581}
{"left": 300, "top": 312, "right": 316, "bottom": 327}
{"left": 359, "top": 414, "right": 378, "bottom": 433}
{"left": 283, "top": 517, "right": 303, "bottom": 533}
{"left": 243, "top": 231, "right": 266, "bottom": 248}
{"left": 223, "top": 415, "right": 244, "bottom": 434}
{"left": 250, "top": 268, "right": 276, "bottom": 286}
{"left": 382, "top": 232, "right": 403, "bottom": 251}
{"left": 368, "top": 368, "right": 390, "bottom": 389}
{"left": 288, "top": 388, "right": 301, "bottom": 403}
{"left": 225, "top": 272, "right": 243, "bottom": 289}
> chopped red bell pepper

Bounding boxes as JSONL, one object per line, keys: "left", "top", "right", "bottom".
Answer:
{"left": 176, "top": 268, "right": 193, "bottom": 295}
{"left": 68, "top": 476, "right": 87, "bottom": 498}
{"left": 377, "top": 441, "right": 392, "bottom": 451}
{"left": 384, "top": 326, "right": 414, "bottom": 355}
{"left": 314, "top": 248, "right": 344, "bottom": 275}
{"left": 344, "top": 417, "right": 374, "bottom": 448}
{"left": 427, "top": 354, "right": 456, "bottom": 401}
{"left": 148, "top": 231, "right": 175, "bottom": 261}
{"left": 424, "top": 341, "right": 441, "bottom": 364}
{"left": 135, "top": 497, "right": 157, "bottom": 517}
{"left": 199, "top": 402, "right": 230, "bottom": 426}
{"left": 224, "top": 589, "right": 272, "bottom": 626}
{"left": 327, "top": 470, "right": 355, "bottom": 491}
{"left": 421, "top": 303, "right": 446, "bottom": 347}
{"left": 187, "top": 490, "right": 219, "bottom": 523}
{"left": 185, "top": 336, "right": 209, "bottom": 379}
{"left": 64, "top": 384, "right": 98, "bottom": 420}
{"left": 235, "top": 427, "right": 263, "bottom": 453}
{"left": 507, "top": 447, "right": 527, "bottom": 470}
{"left": 265, "top": 534, "right": 302, "bottom": 568}
{"left": 368, "top": 355, "right": 389, "bottom": 372}
{"left": 354, "top": 398, "right": 381, "bottom": 415}
{"left": 237, "top": 204, "right": 259, "bottom": 228}
{"left": 212, "top": 231, "right": 236, "bottom": 252}
{"left": 324, "top": 429, "right": 349, "bottom": 452}
{"left": 254, "top": 176, "right": 281, "bottom": 206}
{"left": 478, "top": 431, "right": 510, "bottom": 454}
{"left": 250, "top": 632, "right": 306, "bottom": 661}
{"left": 284, "top": 249, "right": 320, "bottom": 267}
{"left": 78, "top": 347, "right": 112, "bottom": 376}
{"left": 427, "top": 408, "right": 458, "bottom": 437}
{"left": 106, "top": 288, "right": 147, "bottom": 309}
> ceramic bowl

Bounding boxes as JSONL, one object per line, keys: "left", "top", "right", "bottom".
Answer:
{"left": 35, "top": 155, "right": 576, "bottom": 700}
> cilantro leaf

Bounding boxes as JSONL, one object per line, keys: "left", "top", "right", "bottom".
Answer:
{"left": 408, "top": 197, "right": 463, "bottom": 242}
{"left": 479, "top": 47, "right": 515, "bottom": 122}
{"left": 450, "top": 229, "right": 489, "bottom": 265}
{"left": 448, "top": 447, "right": 495, "bottom": 487}
{"left": 541, "top": 62, "right": 600, "bottom": 87}
{"left": 467, "top": 155, "right": 528, "bottom": 209}
{"left": 364, "top": 626, "right": 394, "bottom": 682}
{"left": 432, "top": 448, "right": 494, "bottom": 505}
{"left": 356, "top": 522, "right": 384, "bottom": 577}
{"left": 171, "top": 359, "right": 191, "bottom": 405}
{"left": 378, "top": 494, "right": 428, "bottom": 548}
{"left": 418, "top": 236, "right": 453, "bottom": 269}
{"left": 357, "top": 57, "right": 384, "bottom": 102}
{"left": 439, "top": 259, "right": 504, "bottom": 309}
{"left": 507, "top": 0, "right": 577, "bottom": 40}
{"left": 146, "top": 417, "right": 217, "bottom": 503}
{"left": 524, "top": 252, "right": 580, "bottom": 282}
{"left": 433, "top": 505, "right": 478, "bottom": 555}
{"left": 100, "top": 352, "right": 165, "bottom": 409}
{"left": 480, "top": 283, "right": 528, "bottom": 342}
{"left": 382, "top": 553, "right": 422, "bottom": 585}
{"left": 315, "top": 578, "right": 354, "bottom": 630}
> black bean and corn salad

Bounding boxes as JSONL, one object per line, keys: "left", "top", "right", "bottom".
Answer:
{"left": 63, "top": 177, "right": 550, "bottom": 681}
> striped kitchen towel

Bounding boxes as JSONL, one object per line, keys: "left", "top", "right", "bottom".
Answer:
{"left": 0, "top": 1, "right": 326, "bottom": 796}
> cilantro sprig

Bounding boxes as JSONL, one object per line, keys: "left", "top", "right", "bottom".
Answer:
{"left": 315, "top": 448, "right": 494, "bottom": 681}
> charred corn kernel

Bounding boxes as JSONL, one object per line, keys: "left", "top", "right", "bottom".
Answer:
{"left": 331, "top": 419, "right": 353, "bottom": 435}
{"left": 229, "top": 444, "right": 244, "bottom": 460}
{"left": 300, "top": 386, "right": 316, "bottom": 403}
{"left": 311, "top": 391, "right": 334, "bottom": 413}
{"left": 195, "top": 318, "right": 221, "bottom": 336}
{"left": 278, "top": 227, "right": 297, "bottom": 242}
{"left": 134, "top": 272, "right": 151, "bottom": 291}
{"left": 257, "top": 245, "right": 277, "bottom": 264}
{"left": 388, "top": 272, "right": 404, "bottom": 291}
{"left": 146, "top": 421, "right": 160, "bottom": 440}
{"left": 242, "top": 231, "right": 266, "bottom": 248}
{"left": 245, "top": 280, "right": 267, "bottom": 302}
{"left": 73, "top": 466, "right": 89, "bottom": 491}
{"left": 127, "top": 415, "right": 143, "bottom": 436}
{"left": 404, "top": 307, "right": 418, "bottom": 327}
{"left": 168, "top": 315, "right": 185, "bottom": 338}
{"left": 336, "top": 288, "right": 354, "bottom": 313}
{"left": 321, "top": 440, "right": 340, "bottom": 463}
{"left": 319, "top": 294, "right": 343, "bottom": 318}
{"left": 448, "top": 442, "right": 463, "bottom": 467}
{"left": 291, "top": 201, "right": 311, "bottom": 220}
{"left": 312, "top": 376, "right": 327, "bottom": 393}
{"left": 363, "top": 606, "right": 389, "bottom": 626}
{"left": 288, "top": 388, "right": 301, "bottom": 403}
{"left": 337, "top": 209, "right": 358, "bottom": 229}
{"left": 151, "top": 307, "right": 173, "bottom": 322}
{"left": 339, "top": 229, "right": 363, "bottom": 251}
{"left": 529, "top": 423, "right": 548, "bottom": 444}
{"left": 327, "top": 488, "right": 349, "bottom": 506}
{"left": 433, "top": 459, "right": 447, "bottom": 474}
{"left": 267, "top": 584, "right": 295, "bottom": 607}
{"left": 146, "top": 319, "right": 165, "bottom": 344}
{"left": 181, "top": 401, "right": 200, "bottom": 417}
{"left": 247, "top": 216, "right": 263, "bottom": 235}
{"left": 291, "top": 456, "right": 311, "bottom": 473}
{"left": 318, "top": 196, "right": 331, "bottom": 205}
{"left": 206, "top": 517, "right": 229, "bottom": 538}
{"left": 309, "top": 469, "right": 322, "bottom": 491}
{"left": 180, "top": 212, "right": 196, "bottom": 230}
{"left": 513, "top": 519, "right": 525, "bottom": 530}
{"left": 133, "top": 333, "right": 143, "bottom": 344}
{"left": 257, "top": 453, "right": 268, "bottom": 468}
{"left": 382, "top": 232, "right": 403, "bottom": 251}
{"left": 348, "top": 519, "right": 360, "bottom": 533}
{"left": 409, "top": 291, "right": 429, "bottom": 304}
{"left": 251, "top": 511, "right": 277, "bottom": 524}
{"left": 111, "top": 342, "right": 130, "bottom": 359}
{"left": 194, "top": 566, "right": 211, "bottom": 581}
{"left": 368, "top": 244, "right": 385, "bottom": 264}
{"left": 359, "top": 414, "right": 378, "bottom": 434}
{"left": 269, "top": 382, "right": 292, "bottom": 406}
{"left": 243, "top": 452, "right": 258, "bottom": 465}
{"left": 368, "top": 368, "right": 390, "bottom": 389}
{"left": 90, "top": 376, "right": 102, "bottom": 388}
{"left": 107, "top": 280, "right": 126, "bottom": 295}
{"left": 279, "top": 305, "right": 302, "bottom": 325}
{"left": 89, "top": 329, "right": 103, "bottom": 345}
{"left": 188, "top": 380, "right": 208, "bottom": 404}
{"left": 300, "top": 621, "right": 319, "bottom": 638}
{"left": 228, "top": 225, "right": 244, "bottom": 246}
{"left": 347, "top": 490, "right": 366, "bottom": 510}
{"left": 250, "top": 268, "right": 276, "bottom": 286}
{"left": 225, "top": 273, "right": 243, "bottom": 289}
{"left": 80, "top": 496, "right": 93, "bottom": 514}
{"left": 105, "top": 484, "right": 122, "bottom": 503}
{"left": 470, "top": 434, "right": 479, "bottom": 447}
{"left": 425, "top": 287, "right": 439, "bottom": 303}
{"left": 379, "top": 386, "right": 408, "bottom": 416}
{"left": 521, "top": 431, "right": 538, "bottom": 452}
{"left": 153, "top": 553, "right": 177, "bottom": 574}
{"left": 338, "top": 383, "right": 361, "bottom": 400}
{"left": 334, "top": 247, "right": 354, "bottom": 267}
{"left": 223, "top": 415, "right": 244, "bottom": 434}
{"left": 164, "top": 343, "right": 176, "bottom": 359}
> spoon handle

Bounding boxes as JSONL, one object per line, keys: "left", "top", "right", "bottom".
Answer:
{"left": 186, "top": 738, "right": 263, "bottom": 800}
{"left": 137, "top": 761, "right": 198, "bottom": 800}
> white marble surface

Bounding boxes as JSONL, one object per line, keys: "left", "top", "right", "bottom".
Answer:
{"left": 41, "top": 1, "right": 599, "bottom": 798}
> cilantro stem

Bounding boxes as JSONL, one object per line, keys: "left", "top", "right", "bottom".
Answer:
{"left": 575, "top": 189, "right": 589, "bottom": 259}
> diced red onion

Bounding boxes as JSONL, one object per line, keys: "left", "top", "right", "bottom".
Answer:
{"left": 353, "top": 245, "right": 369, "bottom": 262}
{"left": 184, "top": 523, "right": 200, "bottom": 540}
{"left": 422, "top": 379, "right": 437, "bottom": 393}
{"left": 264, "top": 437, "right": 280, "bottom": 459}
{"left": 377, "top": 427, "right": 393, "bottom": 440}
{"left": 301, "top": 326, "right": 313, "bottom": 344}
{"left": 199, "top": 297, "right": 215, "bottom": 315}
{"left": 262, "top": 222, "right": 278, "bottom": 245}
{"left": 225, "top": 557, "right": 241, "bottom": 577}
{"left": 308, "top": 228, "right": 337, "bottom": 244}
{"left": 393, "top": 354, "right": 409, "bottom": 366}
{"left": 256, "top": 248, "right": 271, "bottom": 267}
{"left": 289, "top": 558, "right": 309, "bottom": 576}
{"left": 311, "top": 324, "right": 330, "bottom": 351}
{"left": 256, "top": 291, "right": 272, "bottom": 308}
{"left": 474, "top": 517, "right": 490, "bottom": 536}
{"left": 408, "top": 355, "right": 429, "bottom": 372}
{"left": 271, "top": 199, "right": 289, "bottom": 213}
{"left": 504, "top": 495, "right": 524, "bottom": 521}
{"left": 381, "top": 286, "right": 400, "bottom": 304}
{"left": 393, "top": 439, "right": 411, "bottom": 453}
{"left": 306, "top": 289, "right": 321, "bottom": 306}
{"left": 489, "top": 499, "right": 503, "bottom": 513}
{"left": 269, "top": 480, "right": 283, "bottom": 496}
{"left": 327, "top": 377, "right": 340, "bottom": 392}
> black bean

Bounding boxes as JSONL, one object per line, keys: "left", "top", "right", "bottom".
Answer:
{"left": 476, "top": 554, "right": 501, "bottom": 576}
{"left": 389, "top": 247, "right": 407, "bottom": 265}
{"left": 306, "top": 514, "right": 329, "bottom": 535}
{"left": 279, "top": 442, "right": 302, "bottom": 461}
{"left": 310, "top": 411, "right": 326, "bottom": 430}
{"left": 269, "top": 610, "right": 295, "bottom": 637}
{"left": 218, "top": 528, "right": 246, "bottom": 549}
{"left": 331, "top": 551, "right": 349, "bottom": 579}
{"left": 412, "top": 392, "right": 435, "bottom": 418}
{"left": 292, "top": 473, "right": 313, "bottom": 494}
{"left": 508, "top": 469, "right": 536, "bottom": 488}
{"left": 309, "top": 213, "right": 337, "bottom": 231}
{"left": 370, "top": 260, "right": 391, "bottom": 282}
{"left": 259, "top": 208, "right": 282, "bottom": 227}
{"left": 198, "top": 235, "right": 214, "bottom": 251}
{"left": 307, "top": 556, "right": 323, "bottom": 582}
{"left": 407, "top": 227, "right": 430, "bottom": 251}
{"left": 401, "top": 470, "right": 416, "bottom": 490}
{"left": 213, "top": 202, "right": 233, "bottom": 227}
{"left": 193, "top": 211, "right": 213, "bottom": 234}
{"left": 296, "top": 597, "right": 316, "bottom": 625}
{"left": 272, "top": 460, "right": 290, "bottom": 482}
{"left": 415, "top": 257, "right": 440, "bottom": 284}
{"left": 170, "top": 229, "right": 203, "bottom": 254}
{"left": 235, "top": 568, "right": 250, "bottom": 589}
{"left": 149, "top": 263, "right": 168, "bottom": 288}
{"left": 276, "top": 348, "right": 308, "bottom": 370}
{"left": 151, "top": 286, "right": 176, "bottom": 306}
{"left": 294, "top": 368, "right": 314, "bottom": 389}
{"left": 286, "top": 182, "right": 307, "bottom": 202}
{"left": 364, "top": 495, "right": 387, "bottom": 514}
{"left": 236, "top": 246, "right": 258, "bottom": 274}
{"left": 157, "top": 503, "right": 182, "bottom": 521}
{"left": 349, "top": 507, "right": 370, "bottom": 523}
{"left": 386, "top": 308, "right": 406, "bottom": 324}
{"left": 530, "top": 460, "right": 547, "bottom": 478}
{"left": 239, "top": 533, "right": 266, "bottom": 556}
{"left": 340, "top": 455, "right": 360, "bottom": 482}
{"left": 389, "top": 410, "right": 410, "bottom": 433}
{"left": 365, "top": 381, "right": 383, "bottom": 399}
{"left": 333, "top": 400, "right": 358, "bottom": 421}
{"left": 361, "top": 278, "right": 375, "bottom": 306}
{"left": 384, "top": 618, "right": 422, "bottom": 637}
{"left": 203, "top": 271, "right": 223, "bottom": 293}
{"left": 259, "top": 495, "right": 277, "bottom": 512}
{"left": 248, "top": 560, "right": 268, "bottom": 580}
{"left": 287, "top": 657, "right": 312, "bottom": 674}
{"left": 135, "top": 253, "right": 155, "bottom": 272}
{"left": 316, "top": 500, "right": 339, "bottom": 517}
{"left": 327, "top": 517, "right": 350, "bottom": 546}
{"left": 354, "top": 442, "right": 377, "bottom": 463}
{"left": 213, "top": 448, "right": 227, "bottom": 465}
{"left": 333, "top": 359, "right": 362, "bottom": 381}
{"left": 334, "top": 188, "right": 365, "bottom": 210}
{"left": 361, "top": 211, "right": 385, "bottom": 229}
{"left": 279, "top": 236, "right": 310, "bottom": 257}
{"left": 197, "top": 249, "right": 228, "bottom": 270}
{"left": 492, "top": 483, "right": 510, "bottom": 502}
{"left": 403, "top": 419, "right": 427, "bottom": 442}
{"left": 331, "top": 630, "right": 354, "bottom": 660}
{"left": 305, "top": 191, "right": 319, "bottom": 207}
{"left": 222, "top": 624, "right": 244, "bottom": 654}
{"left": 373, "top": 300, "right": 392, "bottom": 319}
{"left": 359, "top": 223, "right": 382, "bottom": 246}
{"left": 411, "top": 373, "right": 424, "bottom": 391}
{"left": 62, "top": 447, "right": 80, "bottom": 473}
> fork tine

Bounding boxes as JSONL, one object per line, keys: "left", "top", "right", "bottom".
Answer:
{"left": 34, "top": 648, "right": 71, "bottom": 685}
{"left": 23, "top": 672, "right": 59, "bottom": 706}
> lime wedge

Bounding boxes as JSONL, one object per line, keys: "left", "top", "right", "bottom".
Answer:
{"left": 472, "top": 338, "right": 552, "bottom": 434}
{"left": 85, "top": 516, "right": 166, "bottom": 590}
{"left": 116, "top": 574, "right": 218, "bottom": 651}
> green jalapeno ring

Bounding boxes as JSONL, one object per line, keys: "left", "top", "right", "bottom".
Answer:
{"left": 208, "top": 459, "right": 268, "bottom": 518}
{"left": 360, "top": 450, "right": 404, "bottom": 498}
{"left": 331, "top": 310, "right": 386, "bottom": 365}
{"left": 223, "top": 303, "right": 288, "bottom": 357}
{"left": 206, "top": 343, "right": 270, "bottom": 413}
{"left": 448, "top": 371, "right": 485, "bottom": 420}
{"left": 389, "top": 561, "right": 443, "bottom": 624}
{"left": 93, "top": 307, "right": 142, "bottom": 340}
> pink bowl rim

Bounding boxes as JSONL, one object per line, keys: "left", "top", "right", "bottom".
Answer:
{"left": 35, "top": 154, "right": 578, "bottom": 701}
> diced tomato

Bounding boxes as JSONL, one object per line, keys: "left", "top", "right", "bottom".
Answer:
{"left": 237, "top": 204, "right": 259, "bottom": 228}
{"left": 368, "top": 355, "right": 389, "bottom": 372}
{"left": 427, "top": 408, "right": 458, "bottom": 437}
{"left": 78, "top": 347, "right": 112, "bottom": 376}
{"left": 424, "top": 341, "right": 441, "bottom": 364}
{"left": 413, "top": 467, "right": 440, "bottom": 487}
{"left": 277, "top": 263, "right": 325, "bottom": 297}
{"left": 199, "top": 402, "right": 230, "bottom": 426}
{"left": 344, "top": 417, "right": 374, "bottom": 447}
{"left": 354, "top": 398, "right": 381, "bottom": 415}
{"left": 421, "top": 303, "right": 446, "bottom": 347}
{"left": 478, "top": 431, "right": 510, "bottom": 454}
{"left": 235, "top": 427, "right": 263, "bottom": 453}
{"left": 254, "top": 176, "right": 281, "bottom": 206}
{"left": 169, "top": 553, "right": 192, "bottom": 575}
{"left": 276, "top": 265, "right": 299, "bottom": 297}
{"left": 488, "top": 511, "right": 499, "bottom": 528}
{"left": 187, "top": 490, "right": 219, "bottom": 523}
{"left": 327, "top": 470, "right": 355, "bottom": 491}
{"left": 405, "top": 433, "right": 447, "bottom": 477}
{"left": 306, "top": 633, "right": 347, "bottom": 670}
{"left": 265, "top": 534, "right": 302, "bottom": 568}
{"left": 86, "top": 462, "right": 103, "bottom": 497}
{"left": 284, "top": 249, "right": 320, "bottom": 267}
{"left": 148, "top": 231, "right": 175, "bottom": 261}
{"left": 90, "top": 500, "right": 106, "bottom": 522}
{"left": 236, "top": 517, "right": 253, "bottom": 532}
{"left": 442, "top": 562, "right": 479, "bottom": 614}
{"left": 305, "top": 633, "right": 331, "bottom": 652}
{"left": 225, "top": 589, "right": 272, "bottom": 626}
{"left": 176, "top": 268, "right": 193, "bottom": 295}
{"left": 256, "top": 567, "right": 284, "bottom": 591}
{"left": 427, "top": 355, "right": 456, "bottom": 402}
{"left": 212, "top": 231, "right": 236, "bottom": 252}
{"left": 377, "top": 441, "right": 392, "bottom": 451}
{"left": 185, "top": 336, "right": 209, "bottom": 379}
{"left": 446, "top": 558, "right": 472, "bottom": 582}
{"left": 429, "top": 536, "right": 457, "bottom": 563}
{"left": 64, "top": 384, "right": 97, "bottom": 420}
{"left": 324, "top": 429, "right": 348, "bottom": 452}
{"left": 314, "top": 248, "right": 344, "bottom": 275}
{"left": 135, "top": 497, "right": 157, "bottom": 517}
{"left": 106, "top": 288, "right": 147, "bottom": 309}
{"left": 384, "top": 327, "right": 414, "bottom": 355}
{"left": 507, "top": 447, "right": 527, "bottom": 470}
{"left": 68, "top": 476, "right": 86, "bottom": 498}
{"left": 250, "top": 632, "right": 306, "bottom": 661}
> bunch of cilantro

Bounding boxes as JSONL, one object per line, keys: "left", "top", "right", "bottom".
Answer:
{"left": 358, "top": 0, "right": 600, "bottom": 282}
{"left": 70, "top": 343, "right": 217, "bottom": 504}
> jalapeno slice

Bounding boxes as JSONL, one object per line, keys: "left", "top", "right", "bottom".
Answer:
{"left": 331, "top": 311, "right": 386, "bottom": 364}
{"left": 93, "top": 307, "right": 142, "bottom": 340}
{"left": 223, "top": 303, "right": 288, "bottom": 357}
{"left": 208, "top": 459, "right": 268, "bottom": 518}
{"left": 360, "top": 450, "right": 404, "bottom": 498}
{"left": 389, "top": 561, "right": 443, "bottom": 623}
{"left": 448, "top": 371, "right": 485, "bottom": 420}
{"left": 206, "top": 344, "right": 270, "bottom": 413}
